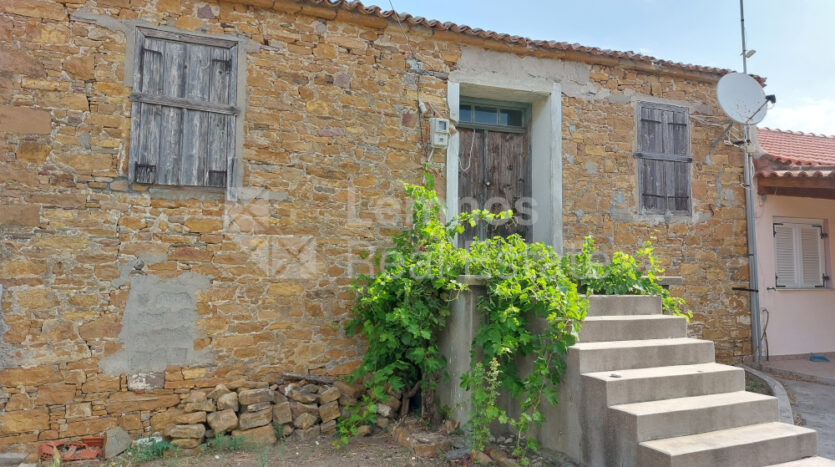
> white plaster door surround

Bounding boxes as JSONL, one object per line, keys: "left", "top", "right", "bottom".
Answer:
{"left": 446, "top": 47, "right": 564, "bottom": 252}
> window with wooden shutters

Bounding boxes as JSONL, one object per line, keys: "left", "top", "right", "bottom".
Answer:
{"left": 635, "top": 102, "right": 691, "bottom": 214}
{"left": 129, "top": 28, "right": 238, "bottom": 188}
{"left": 773, "top": 220, "right": 828, "bottom": 289}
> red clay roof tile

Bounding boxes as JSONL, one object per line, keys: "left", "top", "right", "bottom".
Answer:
{"left": 756, "top": 128, "right": 835, "bottom": 178}
{"left": 757, "top": 128, "right": 835, "bottom": 165}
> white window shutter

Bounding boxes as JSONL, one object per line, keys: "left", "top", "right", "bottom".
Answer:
{"left": 774, "top": 224, "right": 796, "bottom": 288}
{"left": 799, "top": 225, "right": 824, "bottom": 287}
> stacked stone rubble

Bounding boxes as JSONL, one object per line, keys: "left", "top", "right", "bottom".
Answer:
{"left": 156, "top": 378, "right": 397, "bottom": 452}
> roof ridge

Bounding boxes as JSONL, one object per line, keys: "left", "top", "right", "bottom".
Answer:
{"left": 758, "top": 127, "right": 835, "bottom": 139}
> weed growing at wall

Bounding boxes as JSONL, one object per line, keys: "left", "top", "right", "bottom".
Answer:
{"left": 463, "top": 357, "right": 503, "bottom": 455}
{"left": 119, "top": 439, "right": 177, "bottom": 463}
{"left": 204, "top": 433, "right": 248, "bottom": 453}
{"left": 337, "top": 170, "right": 687, "bottom": 459}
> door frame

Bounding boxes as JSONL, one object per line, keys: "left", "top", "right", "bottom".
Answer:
{"left": 446, "top": 81, "right": 563, "bottom": 252}
{"left": 456, "top": 98, "right": 533, "bottom": 244}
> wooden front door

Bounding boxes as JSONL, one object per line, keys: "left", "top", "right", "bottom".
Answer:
{"left": 457, "top": 101, "right": 531, "bottom": 247}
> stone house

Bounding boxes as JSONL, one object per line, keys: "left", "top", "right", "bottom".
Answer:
{"left": 0, "top": 0, "right": 751, "bottom": 456}
{"left": 753, "top": 128, "right": 835, "bottom": 358}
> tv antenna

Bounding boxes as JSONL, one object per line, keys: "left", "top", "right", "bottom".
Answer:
{"left": 721, "top": 0, "right": 776, "bottom": 365}
{"left": 716, "top": 72, "right": 769, "bottom": 125}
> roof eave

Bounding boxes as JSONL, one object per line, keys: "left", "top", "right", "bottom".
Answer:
{"left": 251, "top": 0, "right": 758, "bottom": 83}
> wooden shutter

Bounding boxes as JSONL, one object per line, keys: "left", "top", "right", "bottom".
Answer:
{"left": 774, "top": 224, "right": 796, "bottom": 288}
{"left": 637, "top": 103, "right": 690, "bottom": 214}
{"left": 799, "top": 225, "right": 824, "bottom": 287}
{"left": 131, "top": 38, "right": 164, "bottom": 184}
{"left": 129, "top": 29, "right": 237, "bottom": 188}
{"left": 668, "top": 160, "right": 690, "bottom": 213}
{"left": 662, "top": 107, "right": 690, "bottom": 213}
{"left": 639, "top": 158, "right": 667, "bottom": 213}
{"left": 638, "top": 106, "right": 664, "bottom": 154}
{"left": 665, "top": 108, "right": 689, "bottom": 156}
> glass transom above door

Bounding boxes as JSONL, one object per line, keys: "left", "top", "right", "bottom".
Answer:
{"left": 459, "top": 102, "right": 524, "bottom": 129}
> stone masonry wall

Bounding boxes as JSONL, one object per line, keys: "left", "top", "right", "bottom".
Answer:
{"left": 560, "top": 69, "right": 752, "bottom": 361}
{"left": 0, "top": 0, "right": 749, "bottom": 458}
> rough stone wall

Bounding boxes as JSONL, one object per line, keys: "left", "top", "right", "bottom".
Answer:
{"left": 0, "top": 0, "right": 449, "bottom": 456}
{"left": 560, "top": 68, "right": 751, "bottom": 361}
{"left": 0, "top": 0, "right": 749, "bottom": 457}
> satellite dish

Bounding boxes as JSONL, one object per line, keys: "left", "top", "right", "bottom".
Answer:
{"left": 717, "top": 72, "right": 768, "bottom": 124}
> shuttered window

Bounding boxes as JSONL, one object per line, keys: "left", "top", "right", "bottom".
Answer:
{"left": 636, "top": 102, "right": 691, "bottom": 214}
{"left": 129, "top": 28, "right": 238, "bottom": 188}
{"left": 773, "top": 221, "right": 828, "bottom": 289}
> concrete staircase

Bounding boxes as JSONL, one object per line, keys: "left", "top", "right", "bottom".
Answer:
{"left": 570, "top": 295, "right": 830, "bottom": 467}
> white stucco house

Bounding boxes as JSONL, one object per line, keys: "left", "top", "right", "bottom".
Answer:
{"left": 753, "top": 127, "right": 835, "bottom": 358}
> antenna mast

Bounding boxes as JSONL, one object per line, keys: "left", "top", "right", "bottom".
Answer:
{"left": 740, "top": 0, "right": 748, "bottom": 73}
{"left": 738, "top": 0, "right": 762, "bottom": 363}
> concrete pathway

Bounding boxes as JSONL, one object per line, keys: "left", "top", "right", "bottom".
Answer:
{"left": 777, "top": 376, "right": 835, "bottom": 459}
{"left": 762, "top": 357, "right": 835, "bottom": 385}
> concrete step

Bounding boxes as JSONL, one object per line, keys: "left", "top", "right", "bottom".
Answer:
{"left": 579, "top": 315, "right": 687, "bottom": 342}
{"left": 610, "top": 391, "right": 778, "bottom": 443}
{"left": 637, "top": 422, "right": 817, "bottom": 467}
{"left": 769, "top": 457, "right": 835, "bottom": 466}
{"left": 583, "top": 363, "right": 745, "bottom": 406}
{"left": 572, "top": 338, "right": 714, "bottom": 373}
{"left": 587, "top": 295, "right": 662, "bottom": 317}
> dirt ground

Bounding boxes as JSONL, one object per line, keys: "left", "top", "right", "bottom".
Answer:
{"left": 125, "top": 434, "right": 450, "bottom": 467}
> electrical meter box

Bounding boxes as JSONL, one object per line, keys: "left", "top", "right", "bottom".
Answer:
{"left": 429, "top": 118, "right": 450, "bottom": 148}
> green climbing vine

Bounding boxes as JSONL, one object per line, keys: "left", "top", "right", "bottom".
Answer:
{"left": 336, "top": 172, "right": 473, "bottom": 443}
{"left": 563, "top": 236, "right": 691, "bottom": 319}
{"left": 336, "top": 170, "right": 689, "bottom": 460}
{"left": 463, "top": 233, "right": 586, "bottom": 462}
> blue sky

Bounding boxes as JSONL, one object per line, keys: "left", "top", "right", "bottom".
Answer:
{"left": 368, "top": 0, "right": 835, "bottom": 135}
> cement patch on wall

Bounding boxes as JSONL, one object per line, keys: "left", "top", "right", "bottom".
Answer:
{"left": 451, "top": 46, "right": 593, "bottom": 98}
{"left": 100, "top": 272, "right": 214, "bottom": 375}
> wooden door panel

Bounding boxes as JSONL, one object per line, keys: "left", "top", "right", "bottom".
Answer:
{"left": 458, "top": 128, "right": 485, "bottom": 246}
{"left": 485, "top": 131, "right": 528, "bottom": 239}
{"left": 458, "top": 127, "right": 530, "bottom": 247}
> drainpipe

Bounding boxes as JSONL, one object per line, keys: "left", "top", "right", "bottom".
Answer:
{"left": 740, "top": 0, "right": 763, "bottom": 363}
{"left": 742, "top": 136, "right": 762, "bottom": 363}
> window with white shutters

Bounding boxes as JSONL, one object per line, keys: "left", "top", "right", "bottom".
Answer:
{"left": 773, "top": 220, "right": 828, "bottom": 289}
{"left": 635, "top": 102, "right": 691, "bottom": 214}
{"left": 128, "top": 28, "right": 238, "bottom": 188}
